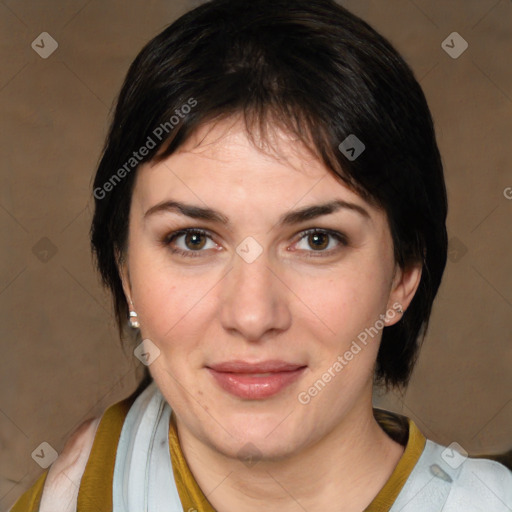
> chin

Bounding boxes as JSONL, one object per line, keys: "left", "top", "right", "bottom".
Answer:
{"left": 212, "top": 429, "right": 303, "bottom": 464}
{"left": 204, "top": 410, "right": 307, "bottom": 460}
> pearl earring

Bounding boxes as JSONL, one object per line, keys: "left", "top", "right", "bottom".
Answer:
{"left": 129, "top": 299, "right": 140, "bottom": 328}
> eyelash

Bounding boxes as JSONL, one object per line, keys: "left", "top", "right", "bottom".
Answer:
{"left": 161, "top": 228, "right": 348, "bottom": 259}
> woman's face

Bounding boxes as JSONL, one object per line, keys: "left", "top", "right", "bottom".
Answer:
{"left": 119, "top": 116, "right": 421, "bottom": 461}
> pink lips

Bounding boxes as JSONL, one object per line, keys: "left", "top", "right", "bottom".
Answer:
{"left": 207, "top": 360, "right": 307, "bottom": 399}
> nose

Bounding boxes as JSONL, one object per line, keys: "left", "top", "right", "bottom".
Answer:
{"left": 219, "top": 248, "right": 292, "bottom": 343}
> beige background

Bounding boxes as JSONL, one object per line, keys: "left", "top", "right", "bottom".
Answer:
{"left": 1, "top": 0, "right": 511, "bottom": 509}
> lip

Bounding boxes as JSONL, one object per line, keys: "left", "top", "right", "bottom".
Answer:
{"left": 206, "top": 360, "right": 307, "bottom": 400}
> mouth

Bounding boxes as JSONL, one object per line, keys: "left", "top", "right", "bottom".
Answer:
{"left": 206, "top": 360, "right": 307, "bottom": 400}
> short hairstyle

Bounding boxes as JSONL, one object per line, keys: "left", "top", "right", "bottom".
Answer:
{"left": 90, "top": 0, "right": 448, "bottom": 391}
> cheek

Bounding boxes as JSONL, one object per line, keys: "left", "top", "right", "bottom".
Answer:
{"left": 130, "top": 251, "right": 217, "bottom": 345}
{"left": 289, "top": 262, "right": 389, "bottom": 344}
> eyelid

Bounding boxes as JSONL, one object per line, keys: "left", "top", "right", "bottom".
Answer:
{"left": 290, "top": 228, "right": 348, "bottom": 256}
{"left": 294, "top": 228, "right": 348, "bottom": 244}
{"left": 161, "top": 228, "right": 218, "bottom": 253}
{"left": 162, "top": 227, "right": 212, "bottom": 245}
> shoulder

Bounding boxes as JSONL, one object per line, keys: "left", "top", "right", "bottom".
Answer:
{"left": 43, "top": 417, "right": 101, "bottom": 483}
{"left": 9, "top": 416, "right": 102, "bottom": 512}
{"left": 45, "top": 394, "right": 138, "bottom": 487}
{"left": 64, "top": 416, "right": 101, "bottom": 453}
{"left": 420, "top": 439, "right": 512, "bottom": 510}
{"left": 10, "top": 393, "right": 140, "bottom": 512}
{"left": 40, "top": 394, "right": 140, "bottom": 511}
{"left": 55, "top": 416, "right": 101, "bottom": 470}
{"left": 451, "top": 456, "right": 512, "bottom": 506}
{"left": 37, "top": 416, "right": 101, "bottom": 511}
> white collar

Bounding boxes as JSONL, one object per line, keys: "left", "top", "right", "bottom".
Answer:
{"left": 112, "top": 380, "right": 184, "bottom": 512}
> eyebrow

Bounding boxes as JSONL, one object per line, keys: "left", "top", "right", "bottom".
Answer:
{"left": 143, "top": 198, "right": 371, "bottom": 226}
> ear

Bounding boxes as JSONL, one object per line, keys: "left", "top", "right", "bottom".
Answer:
{"left": 115, "top": 248, "right": 133, "bottom": 307}
{"left": 385, "top": 261, "right": 422, "bottom": 327}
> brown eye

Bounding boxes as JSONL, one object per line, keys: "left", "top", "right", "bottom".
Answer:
{"left": 184, "top": 231, "right": 207, "bottom": 250}
{"left": 307, "top": 232, "right": 329, "bottom": 251}
{"left": 162, "top": 228, "right": 216, "bottom": 258}
{"left": 293, "top": 228, "right": 348, "bottom": 257}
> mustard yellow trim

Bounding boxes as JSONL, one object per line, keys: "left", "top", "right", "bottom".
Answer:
{"left": 168, "top": 411, "right": 425, "bottom": 512}
{"left": 77, "top": 395, "right": 136, "bottom": 511}
{"left": 20, "top": 389, "right": 422, "bottom": 512}
{"left": 8, "top": 470, "right": 48, "bottom": 512}
{"left": 364, "top": 419, "right": 426, "bottom": 511}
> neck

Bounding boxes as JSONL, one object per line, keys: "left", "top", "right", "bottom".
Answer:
{"left": 175, "top": 396, "right": 405, "bottom": 512}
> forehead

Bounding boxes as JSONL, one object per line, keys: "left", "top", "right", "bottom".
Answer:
{"left": 132, "top": 117, "right": 382, "bottom": 223}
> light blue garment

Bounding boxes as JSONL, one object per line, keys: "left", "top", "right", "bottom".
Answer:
{"left": 113, "top": 380, "right": 184, "bottom": 512}
{"left": 390, "top": 438, "right": 512, "bottom": 511}
{"left": 113, "top": 381, "right": 512, "bottom": 511}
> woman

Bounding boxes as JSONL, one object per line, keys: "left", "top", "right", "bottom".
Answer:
{"left": 10, "top": 0, "right": 512, "bottom": 510}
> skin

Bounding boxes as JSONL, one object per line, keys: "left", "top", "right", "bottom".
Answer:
{"left": 118, "top": 115, "right": 422, "bottom": 511}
